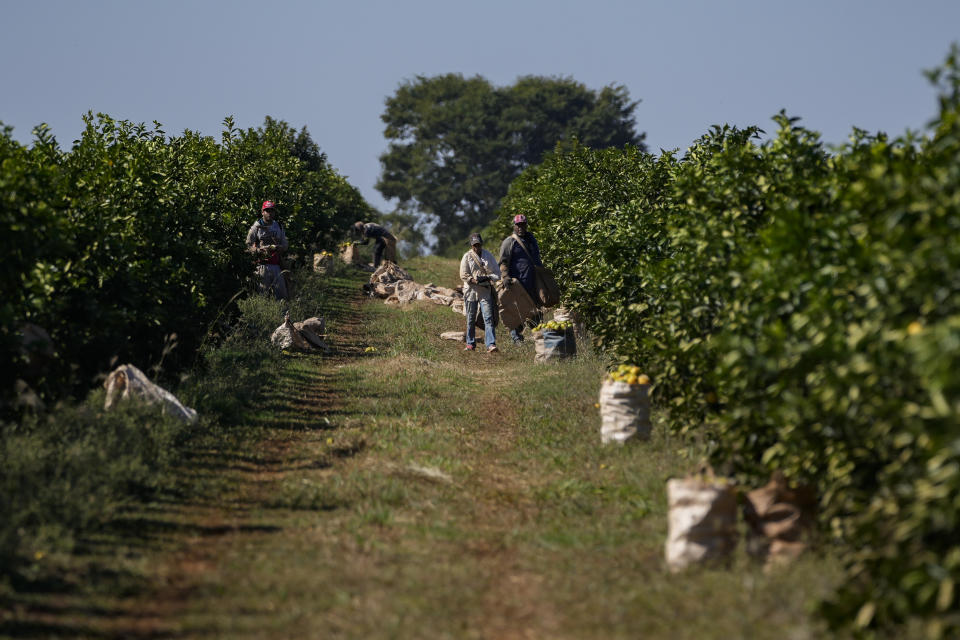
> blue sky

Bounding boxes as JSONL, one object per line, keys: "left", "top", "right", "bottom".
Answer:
{"left": 2, "top": 0, "right": 958, "bottom": 213}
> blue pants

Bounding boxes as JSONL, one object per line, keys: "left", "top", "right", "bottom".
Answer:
{"left": 465, "top": 294, "right": 496, "bottom": 349}
{"left": 510, "top": 307, "right": 542, "bottom": 342}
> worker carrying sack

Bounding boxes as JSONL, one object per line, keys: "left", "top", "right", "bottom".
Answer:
{"left": 534, "top": 265, "right": 560, "bottom": 307}
{"left": 598, "top": 366, "right": 652, "bottom": 444}
{"left": 496, "top": 278, "right": 537, "bottom": 331}
{"left": 510, "top": 234, "right": 560, "bottom": 308}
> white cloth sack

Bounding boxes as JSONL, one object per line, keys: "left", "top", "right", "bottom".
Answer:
{"left": 599, "top": 379, "right": 651, "bottom": 444}
{"left": 103, "top": 364, "right": 198, "bottom": 424}
{"left": 271, "top": 315, "right": 329, "bottom": 352}
{"left": 370, "top": 261, "right": 413, "bottom": 284}
{"left": 313, "top": 252, "right": 333, "bottom": 274}
{"left": 533, "top": 328, "right": 576, "bottom": 363}
{"left": 340, "top": 244, "right": 358, "bottom": 264}
{"left": 665, "top": 477, "right": 738, "bottom": 572}
{"left": 552, "top": 306, "right": 586, "bottom": 340}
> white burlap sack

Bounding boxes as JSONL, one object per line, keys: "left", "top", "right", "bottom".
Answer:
{"left": 368, "top": 282, "right": 396, "bottom": 298}
{"left": 553, "top": 306, "right": 586, "bottom": 340}
{"left": 665, "top": 477, "right": 738, "bottom": 572}
{"left": 599, "top": 379, "right": 651, "bottom": 444}
{"left": 533, "top": 328, "right": 576, "bottom": 363}
{"left": 103, "top": 364, "right": 198, "bottom": 423}
{"left": 385, "top": 280, "right": 423, "bottom": 305}
{"left": 313, "top": 252, "right": 333, "bottom": 274}
{"left": 340, "top": 244, "right": 358, "bottom": 265}
{"left": 294, "top": 317, "right": 330, "bottom": 353}
{"left": 370, "top": 261, "right": 413, "bottom": 284}
{"left": 271, "top": 314, "right": 313, "bottom": 350}
{"left": 271, "top": 315, "right": 330, "bottom": 352}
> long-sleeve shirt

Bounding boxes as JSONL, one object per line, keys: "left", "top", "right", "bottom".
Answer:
{"left": 356, "top": 222, "right": 394, "bottom": 244}
{"left": 459, "top": 248, "right": 501, "bottom": 303}
{"left": 246, "top": 219, "right": 288, "bottom": 265}
{"left": 498, "top": 232, "right": 541, "bottom": 299}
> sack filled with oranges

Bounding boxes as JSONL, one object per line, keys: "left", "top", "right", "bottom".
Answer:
{"left": 599, "top": 365, "right": 652, "bottom": 444}
{"left": 532, "top": 320, "right": 576, "bottom": 363}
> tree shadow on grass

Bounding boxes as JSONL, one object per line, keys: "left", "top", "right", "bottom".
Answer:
{"left": 0, "top": 619, "right": 187, "bottom": 639}
{"left": 1, "top": 272, "right": 374, "bottom": 638}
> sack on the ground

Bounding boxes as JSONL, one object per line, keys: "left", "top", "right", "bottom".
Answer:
{"left": 743, "top": 472, "right": 816, "bottom": 569}
{"left": 370, "top": 261, "right": 413, "bottom": 285}
{"left": 534, "top": 265, "right": 560, "bottom": 308}
{"left": 295, "top": 317, "right": 330, "bottom": 352}
{"left": 440, "top": 331, "right": 466, "bottom": 342}
{"left": 497, "top": 280, "right": 537, "bottom": 331}
{"left": 103, "top": 364, "right": 198, "bottom": 424}
{"left": 272, "top": 313, "right": 329, "bottom": 352}
{"left": 553, "top": 306, "right": 585, "bottom": 340}
{"left": 313, "top": 251, "right": 333, "bottom": 274}
{"left": 599, "top": 377, "right": 651, "bottom": 444}
{"left": 340, "top": 243, "right": 358, "bottom": 265}
{"left": 665, "top": 475, "right": 738, "bottom": 572}
{"left": 533, "top": 322, "right": 576, "bottom": 363}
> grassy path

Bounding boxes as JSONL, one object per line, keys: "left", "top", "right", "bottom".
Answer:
{"left": 3, "top": 258, "right": 844, "bottom": 639}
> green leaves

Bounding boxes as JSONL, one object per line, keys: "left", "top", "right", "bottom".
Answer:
{"left": 376, "top": 74, "right": 645, "bottom": 255}
{"left": 499, "top": 48, "right": 960, "bottom": 636}
{"left": 1, "top": 114, "right": 370, "bottom": 412}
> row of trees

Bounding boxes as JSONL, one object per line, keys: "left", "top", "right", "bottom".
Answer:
{"left": 376, "top": 74, "right": 645, "bottom": 255}
{"left": 494, "top": 51, "right": 960, "bottom": 637}
{"left": 1, "top": 114, "right": 372, "bottom": 413}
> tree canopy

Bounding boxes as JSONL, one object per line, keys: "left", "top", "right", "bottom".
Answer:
{"left": 376, "top": 74, "right": 646, "bottom": 255}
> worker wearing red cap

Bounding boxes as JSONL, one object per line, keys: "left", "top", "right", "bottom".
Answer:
{"left": 498, "top": 213, "right": 543, "bottom": 345}
{"left": 246, "top": 200, "right": 289, "bottom": 300}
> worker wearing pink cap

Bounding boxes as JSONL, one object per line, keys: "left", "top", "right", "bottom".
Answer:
{"left": 498, "top": 213, "right": 544, "bottom": 345}
{"left": 246, "top": 200, "right": 289, "bottom": 300}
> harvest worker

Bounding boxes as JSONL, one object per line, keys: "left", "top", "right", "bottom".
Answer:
{"left": 460, "top": 233, "right": 500, "bottom": 352}
{"left": 498, "top": 213, "right": 543, "bottom": 345}
{"left": 352, "top": 221, "right": 397, "bottom": 268}
{"left": 246, "top": 200, "right": 289, "bottom": 300}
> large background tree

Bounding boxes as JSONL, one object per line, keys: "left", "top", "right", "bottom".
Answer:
{"left": 376, "top": 74, "right": 645, "bottom": 255}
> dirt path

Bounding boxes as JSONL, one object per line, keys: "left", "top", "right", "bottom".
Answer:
{"left": 4, "top": 264, "right": 837, "bottom": 640}
{"left": 109, "top": 279, "right": 566, "bottom": 639}
{"left": 131, "top": 286, "right": 375, "bottom": 635}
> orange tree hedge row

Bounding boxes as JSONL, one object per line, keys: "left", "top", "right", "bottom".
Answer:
{"left": 0, "top": 114, "right": 371, "bottom": 410}
{"left": 494, "top": 51, "right": 960, "bottom": 637}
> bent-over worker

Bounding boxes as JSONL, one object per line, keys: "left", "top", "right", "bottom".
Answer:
{"left": 352, "top": 221, "right": 397, "bottom": 268}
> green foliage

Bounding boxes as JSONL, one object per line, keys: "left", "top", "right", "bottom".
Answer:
{"left": 1, "top": 113, "right": 371, "bottom": 412}
{"left": 0, "top": 396, "right": 197, "bottom": 574}
{"left": 499, "top": 48, "right": 960, "bottom": 637}
{"left": 376, "top": 74, "right": 645, "bottom": 254}
{"left": 0, "top": 263, "right": 314, "bottom": 583}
